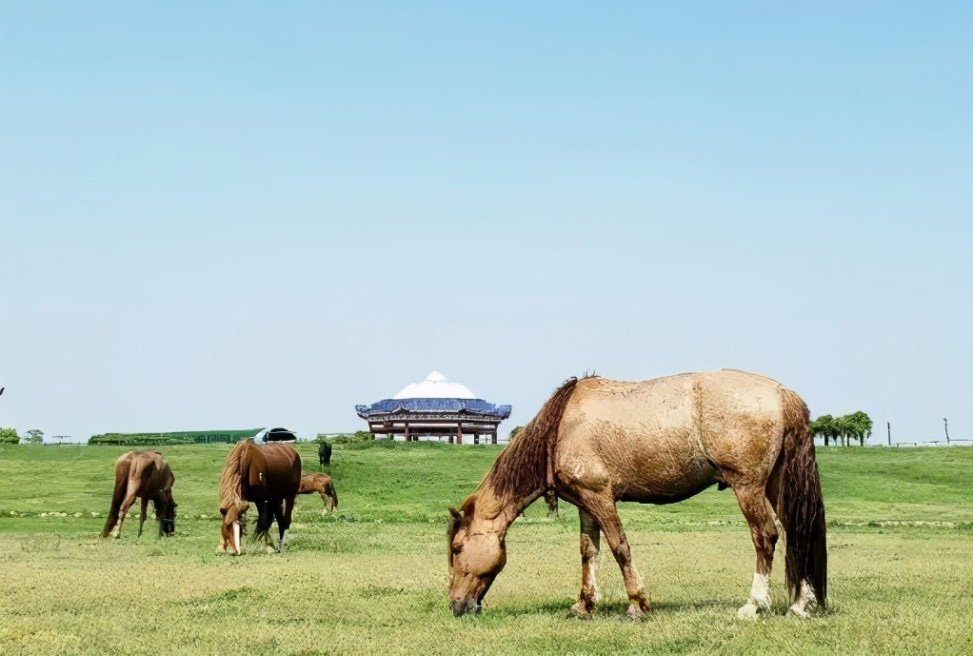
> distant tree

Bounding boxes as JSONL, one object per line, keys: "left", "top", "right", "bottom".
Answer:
{"left": 811, "top": 412, "right": 873, "bottom": 447}
{"left": 24, "top": 429, "right": 44, "bottom": 445}
{"left": 834, "top": 415, "right": 853, "bottom": 447}
{"left": 0, "top": 427, "right": 19, "bottom": 444}
{"left": 509, "top": 425, "right": 524, "bottom": 441}
{"left": 844, "top": 411, "right": 873, "bottom": 446}
{"left": 810, "top": 415, "right": 839, "bottom": 446}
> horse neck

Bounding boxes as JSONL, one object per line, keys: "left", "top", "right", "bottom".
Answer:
{"left": 471, "top": 481, "right": 545, "bottom": 536}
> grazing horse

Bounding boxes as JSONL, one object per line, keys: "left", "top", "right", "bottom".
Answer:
{"left": 318, "top": 441, "right": 332, "bottom": 468}
{"left": 101, "top": 451, "right": 177, "bottom": 538}
{"left": 448, "top": 371, "right": 827, "bottom": 620}
{"left": 218, "top": 439, "right": 301, "bottom": 555}
{"left": 298, "top": 472, "right": 339, "bottom": 514}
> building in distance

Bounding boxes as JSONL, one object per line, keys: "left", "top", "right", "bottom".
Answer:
{"left": 355, "top": 371, "right": 511, "bottom": 444}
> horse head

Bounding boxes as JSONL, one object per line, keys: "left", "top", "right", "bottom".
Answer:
{"left": 162, "top": 494, "right": 177, "bottom": 536}
{"left": 220, "top": 501, "right": 249, "bottom": 555}
{"left": 447, "top": 503, "right": 507, "bottom": 616}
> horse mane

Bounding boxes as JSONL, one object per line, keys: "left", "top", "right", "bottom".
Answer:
{"left": 219, "top": 439, "right": 251, "bottom": 511}
{"left": 485, "top": 376, "right": 586, "bottom": 504}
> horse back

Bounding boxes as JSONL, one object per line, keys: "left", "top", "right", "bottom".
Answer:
{"left": 252, "top": 444, "right": 301, "bottom": 495}
{"left": 127, "top": 451, "right": 174, "bottom": 495}
{"left": 554, "top": 372, "right": 792, "bottom": 501}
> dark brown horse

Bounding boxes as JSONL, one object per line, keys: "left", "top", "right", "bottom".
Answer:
{"left": 218, "top": 439, "right": 301, "bottom": 555}
{"left": 448, "top": 371, "right": 827, "bottom": 619}
{"left": 102, "top": 451, "right": 176, "bottom": 538}
{"left": 298, "top": 472, "right": 339, "bottom": 514}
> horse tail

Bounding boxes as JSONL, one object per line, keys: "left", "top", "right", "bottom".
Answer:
{"left": 102, "top": 455, "right": 131, "bottom": 537}
{"left": 777, "top": 388, "right": 828, "bottom": 608}
{"left": 325, "top": 480, "right": 338, "bottom": 510}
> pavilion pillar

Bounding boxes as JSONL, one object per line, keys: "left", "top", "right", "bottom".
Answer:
{"left": 404, "top": 423, "right": 410, "bottom": 443}
{"left": 491, "top": 432, "right": 497, "bottom": 444}
{"left": 474, "top": 433, "right": 480, "bottom": 445}
{"left": 456, "top": 426, "right": 463, "bottom": 445}
{"left": 449, "top": 433, "right": 454, "bottom": 444}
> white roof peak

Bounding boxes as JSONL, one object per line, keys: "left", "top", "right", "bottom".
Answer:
{"left": 393, "top": 370, "right": 477, "bottom": 400}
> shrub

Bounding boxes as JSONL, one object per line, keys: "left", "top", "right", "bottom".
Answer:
{"left": 88, "top": 429, "right": 263, "bottom": 446}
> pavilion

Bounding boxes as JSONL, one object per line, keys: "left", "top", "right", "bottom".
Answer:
{"left": 355, "top": 371, "right": 511, "bottom": 444}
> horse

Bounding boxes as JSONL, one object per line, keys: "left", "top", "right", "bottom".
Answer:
{"left": 298, "top": 472, "right": 339, "bottom": 514}
{"left": 101, "top": 451, "right": 177, "bottom": 539}
{"left": 217, "top": 439, "right": 301, "bottom": 555}
{"left": 318, "top": 441, "right": 332, "bottom": 468}
{"left": 448, "top": 371, "right": 827, "bottom": 620}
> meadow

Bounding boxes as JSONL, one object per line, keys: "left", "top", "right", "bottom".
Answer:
{"left": 1, "top": 442, "right": 971, "bottom": 655}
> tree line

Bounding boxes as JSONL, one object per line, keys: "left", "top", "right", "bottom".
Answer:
{"left": 810, "top": 411, "right": 873, "bottom": 446}
{"left": 0, "top": 428, "right": 43, "bottom": 444}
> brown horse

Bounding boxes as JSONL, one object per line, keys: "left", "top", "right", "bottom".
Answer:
{"left": 448, "top": 371, "right": 827, "bottom": 620}
{"left": 102, "top": 451, "right": 177, "bottom": 538}
{"left": 218, "top": 439, "right": 301, "bottom": 555}
{"left": 298, "top": 472, "right": 339, "bottom": 515}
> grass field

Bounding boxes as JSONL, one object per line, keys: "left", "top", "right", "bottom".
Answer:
{"left": 1, "top": 443, "right": 971, "bottom": 655}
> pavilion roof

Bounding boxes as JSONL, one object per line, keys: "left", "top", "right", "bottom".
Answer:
{"left": 356, "top": 371, "right": 511, "bottom": 420}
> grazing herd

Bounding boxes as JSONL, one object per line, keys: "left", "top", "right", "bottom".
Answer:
{"left": 102, "top": 439, "right": 336, "bottom": 550}
{"left": 100, "top": 370, "right": 828, "bottom": 619}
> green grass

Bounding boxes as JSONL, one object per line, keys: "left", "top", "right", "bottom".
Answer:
{"left": 1, "top": 443, "right": 972, "bottom": 655}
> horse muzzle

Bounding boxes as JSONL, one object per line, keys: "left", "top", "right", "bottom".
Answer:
{"left": 450, "top": 598, "right": 481, "bottom": 617}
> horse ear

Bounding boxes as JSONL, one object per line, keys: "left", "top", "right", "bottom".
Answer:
{"left": 448, "top": 507, "right": 461, "bottom": 520}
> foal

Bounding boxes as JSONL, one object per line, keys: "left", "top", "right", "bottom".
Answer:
{"left": 298, "top": 472, "right": 339, "bottom": 514}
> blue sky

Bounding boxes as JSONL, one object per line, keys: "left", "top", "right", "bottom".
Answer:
{"left": 1, "top": 2, "right": 970, "bottom": 443}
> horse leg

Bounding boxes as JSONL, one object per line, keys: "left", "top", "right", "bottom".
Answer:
{"left": 114, "top": 481, "right": 141, "bottom": 539}
{"left": 138, "top": 497, "right": 148, "bottom": 537}
{"left": 258, "top": 502, "right": 276, "bottom": 553}
{"left": 578, "top": 492, "right": 649, "bottom": 619}
{"left": 318, "top": 490, "right": 329, "bottom": 516}
{"left": 274, "top": 498, "right": 294, "bottom": 553}
{"left": 277, "top": 496, "right": 295, "bottom": 552}
{"left": 732, "top": 484, "right": 779, "bottom": 619}
{"left": 570, "top": 508, "right": 602, "bottom": 617}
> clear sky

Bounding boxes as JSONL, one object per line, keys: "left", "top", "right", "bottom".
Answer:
{"left": 1, "top": 2, "right": 970, "bottom": 444}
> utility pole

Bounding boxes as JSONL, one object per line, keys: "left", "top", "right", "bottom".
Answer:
{"left": 887, "top": 421, "right": 892, "bottom": 446}
{"left": 943, "top": 418, "right": 950, "bottom": 445}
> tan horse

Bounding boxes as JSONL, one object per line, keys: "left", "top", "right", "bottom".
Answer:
{"left": 448, "top": 371, "right": 827, "bottom": 619}
{"left": 102, "top": 451, "right": 177, "bottom": 538}
{"left": 298, "top": 472, "right": 339, "bottom": 514}
{"left": 218, "top": 439, "right": 301, "bottom": 555}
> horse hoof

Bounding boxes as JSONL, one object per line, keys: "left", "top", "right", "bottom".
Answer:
{"left": 788, "top": 603, "right": 811, "bottom": 619}
{"left": 570, "top": 601, "right": 593, "bottom": 618}
{"left": 737, "top": 602, "right": 764, "bottom": 620}
{"left": 265, "top": 545, "right": 277, "bottom": 554}
{"left": 626, "top": 604, "right": 646, "bottom": 621}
